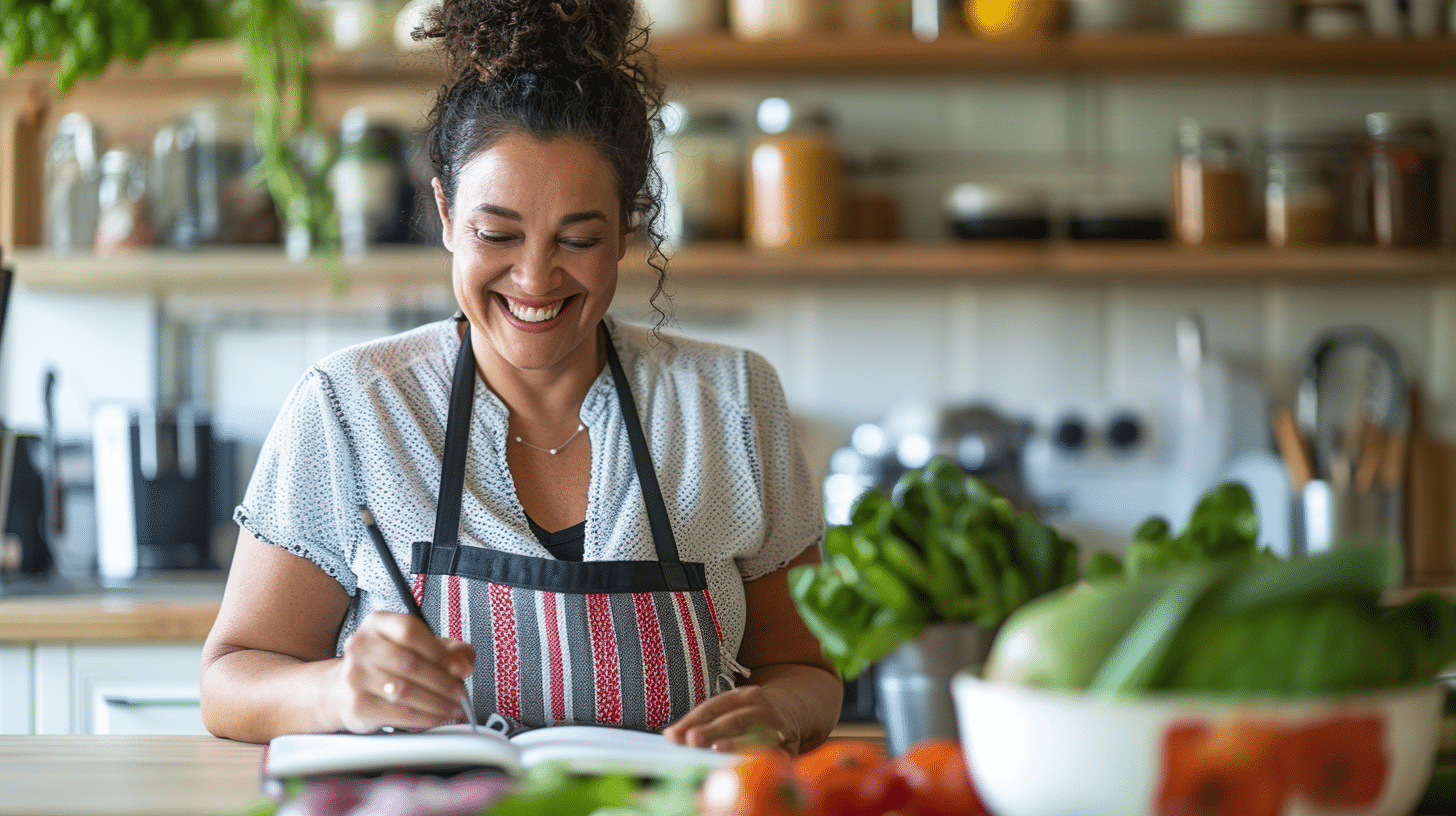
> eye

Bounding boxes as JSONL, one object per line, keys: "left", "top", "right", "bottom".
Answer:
{"left": 560, "top": 237, "right": 603, "bottom": 250}
{"left": 475, "top": 231, "right": 518, "bottom": 245}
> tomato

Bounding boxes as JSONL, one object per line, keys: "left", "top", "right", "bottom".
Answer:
{"left": 793, "top": 740, "right": 908, "bottom": 816}
{"left": 699, "top": 750, "right": 810, "bottom": 816}
{"left": 893, "top": 738, "right": 990, "bottom": 816}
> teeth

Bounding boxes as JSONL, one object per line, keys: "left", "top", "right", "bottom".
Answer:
{"left": 506, "top": 298, "right": 565, "bottom": 323}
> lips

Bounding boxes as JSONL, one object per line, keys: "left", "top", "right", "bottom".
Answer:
{"left": 495, "top": 293, "right": 576, "bottom": 330}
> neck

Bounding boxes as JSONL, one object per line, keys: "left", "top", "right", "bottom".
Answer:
{"left": 464, "top": 320, "right": 605, "bottom": 430}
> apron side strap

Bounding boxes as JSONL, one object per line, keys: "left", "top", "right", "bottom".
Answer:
{"left": 432, "top": 318, "right": 477, "bottom": 557}
{"left": 659, "top": 561, "right": 693, "bottom": 593}
{"left": 602, "top": 324, "right": 683, "bottom": 566}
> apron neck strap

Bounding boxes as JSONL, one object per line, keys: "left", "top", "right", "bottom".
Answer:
{"left": 431, "top": 320, "right": 689, "bottom": 585}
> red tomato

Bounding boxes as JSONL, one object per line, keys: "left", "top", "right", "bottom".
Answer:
{"left": 700, "top": 750, "right": 810, "bottom": 816}
{"left": 893, "top": 738, "right": 990, "bottom": 816}
{"left": 793, "top": 740, "right": 909, "bottom": 816}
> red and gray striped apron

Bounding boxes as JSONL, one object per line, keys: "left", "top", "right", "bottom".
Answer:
{"left": 406, "top": 320, "right": 737, "bottom": 735}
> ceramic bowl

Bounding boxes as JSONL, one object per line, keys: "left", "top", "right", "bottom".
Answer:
{"left": 951, "top": 670, "right": 1445, "bottom": 816}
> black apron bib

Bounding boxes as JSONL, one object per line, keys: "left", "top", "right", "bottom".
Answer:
{"left": 407, "top": 320, "right": 734, "bottom": 734}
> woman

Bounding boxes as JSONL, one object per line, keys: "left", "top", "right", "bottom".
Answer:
{"left": 199, "top": 0, "right": 841, "bottom": 755}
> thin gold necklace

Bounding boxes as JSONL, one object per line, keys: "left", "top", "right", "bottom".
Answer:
{"left": 513, "top": 423, "right": 586, "bottom": 455}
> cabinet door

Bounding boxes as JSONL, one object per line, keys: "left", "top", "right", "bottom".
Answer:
{"left": 0, "top": 645, "right": 34, "bottom": 734}
{"left": 70, "top": 644, "right": 208, "bottom": 735}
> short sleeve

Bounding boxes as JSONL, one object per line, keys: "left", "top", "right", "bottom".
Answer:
{"left": 733, "top": 350, "right": 825, "bottom": 582}
{"left": 234, "top": 367, "right": 362, "bottom": 595}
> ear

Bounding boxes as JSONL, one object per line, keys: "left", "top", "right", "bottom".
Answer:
{"left": 433, "top": 177, "right": 454, "bottom": 253}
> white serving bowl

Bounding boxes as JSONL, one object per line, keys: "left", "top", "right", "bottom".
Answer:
{"left": 951, "top": 670, "right": 1445, "bottom": 816}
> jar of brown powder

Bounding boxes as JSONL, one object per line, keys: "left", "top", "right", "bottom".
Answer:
{"left": 1172, "top": 119, "right": 1252, "bottom": 245}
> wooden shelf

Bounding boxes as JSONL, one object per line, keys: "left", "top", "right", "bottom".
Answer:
{"left": 6, "top": 33, "right": 1456, "bottom": 98}
{"left": 11, "top": 243, "right": 1454, "bottom": 293}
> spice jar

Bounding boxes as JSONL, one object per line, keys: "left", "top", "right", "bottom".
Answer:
{"left": 94, "top": 148, "right": 154, "bottom": 256}
{"left": 1351, "top": 112, "right": 1442, "bottom": 247}
{"left": 1261, "top": 130, "right": 1342, "bottom": 247}
{"left": 661, "top": 103, "right": 744, "bottom": 244}
{"left": 745, "top": 98, "right": 845, "bottom": 249}
{"left": 329, "top": 107, "right": 414, "bottom": 261}
{"left": 1172, "top": 119, "right": 1252, "bottom": 245}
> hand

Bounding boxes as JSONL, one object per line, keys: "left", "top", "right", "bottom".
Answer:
{"left": 327, "top": 610, "right": 476, "bottom": 734}
{"left": 661, "top": 684, "right": 801, "bottom": 756}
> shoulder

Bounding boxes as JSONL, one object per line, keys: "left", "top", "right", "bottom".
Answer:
{"left": 607, "top": 317, "right": 777, "bottom": 410}
{"left": 308, "top": 319, "right": 455, "bottom": 399}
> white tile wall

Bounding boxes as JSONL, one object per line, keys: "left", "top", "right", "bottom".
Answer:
{"left": 5, "top": 67, "right": 1455, "bottom": 554}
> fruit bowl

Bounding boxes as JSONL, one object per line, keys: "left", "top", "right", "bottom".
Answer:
{"left": 951, "top": 670, "right": 1445, "bottom": 816}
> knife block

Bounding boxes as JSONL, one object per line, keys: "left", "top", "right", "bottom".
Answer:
{"left": 1404, "top": 433, "right": 1456, "bottom": 586}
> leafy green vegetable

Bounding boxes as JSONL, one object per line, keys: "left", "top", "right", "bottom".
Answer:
{"left": 1099, "top": 481, "right": 1265, "bottom": 580}
{"left": 986, "top": 542, "right": 1456, "bottom": 697}
{"left": 791, "top": 456, "right": 1081, "bottom": 680}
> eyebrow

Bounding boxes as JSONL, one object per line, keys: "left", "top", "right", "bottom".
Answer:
{"left": 472, "top": 203, "right": 608, "bottom": 227}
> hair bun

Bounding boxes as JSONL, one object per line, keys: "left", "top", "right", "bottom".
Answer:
{"left": 416, "top": 0, "right": 647, "bottom": 80}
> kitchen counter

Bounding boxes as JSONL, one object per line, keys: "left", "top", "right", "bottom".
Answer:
{"left": 0, "top": 726, "right": 889, "bottom": 816}
{"left": 0, "top": 574, "right": 225, "bottom": 644}
{"left": 0, "top": 735, "right": 265, "bottom": 816}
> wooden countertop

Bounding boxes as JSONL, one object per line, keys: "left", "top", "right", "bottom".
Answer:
{"left": 0, "top": 576, "right": 225, "bottom": 643}
{"left": 0, "top": 728, "right": 885, "bottom": 816}
{"left": 0, "top": 736, "right": 265, "bottom": 816}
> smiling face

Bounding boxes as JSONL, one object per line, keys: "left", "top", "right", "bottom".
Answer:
{"left": 436, "top": 133, "right": 627, "bottom": 377}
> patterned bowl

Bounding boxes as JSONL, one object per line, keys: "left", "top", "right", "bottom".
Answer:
{"left": 951, "top": 670, "right": 1445, "bottom": 816}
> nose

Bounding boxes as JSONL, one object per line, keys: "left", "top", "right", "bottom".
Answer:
{"left": 510, "top": 239, "right": 562, "bottom": 296}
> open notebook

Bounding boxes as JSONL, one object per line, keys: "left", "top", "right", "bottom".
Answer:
{"left": 265, "top": 723, "right": 738, "bottom": 780}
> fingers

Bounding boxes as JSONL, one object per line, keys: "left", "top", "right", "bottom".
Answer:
{"left": 663, "top": 686, "right": 792, "bottom": 754}
{"left": 333, "top": 612, "right": 477, "bottom": 733}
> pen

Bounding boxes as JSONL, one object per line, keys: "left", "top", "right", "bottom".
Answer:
{"left": 358, "top": 504, "right": 479, "bottom": 733}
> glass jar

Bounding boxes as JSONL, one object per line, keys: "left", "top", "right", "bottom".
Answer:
{"left": 1262, "top": 131, "right": 1341, "bottom": 247}
{"left": 661, "top": 105, "right": 744, "bottom": 244}
{"left": 329, "top": 107, "right": 413, "bottom": 261}
{"left": 1172, "top": 119, "right": 1252, "bottom": 245}
{"left": 745, "top": 98, "right": 845, "bottom": 249}
{"left": 1351, "top": 112, "right": 1442, "bottom": 247}
{"left": 44, "top": 112, "right": 102, "bottom": 254}
{"left": 94, "top": 148, "right": 154, "bottom": 256}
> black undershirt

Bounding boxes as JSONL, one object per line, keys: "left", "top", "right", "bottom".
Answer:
{"left": 525, "top": 514, "right": 587, "bottom": 562}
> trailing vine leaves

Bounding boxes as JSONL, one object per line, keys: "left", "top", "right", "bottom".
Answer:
{"left": 2, "top": 0, "right": 343, "bottom": 290}
{"left": 232, "top": 0, "right": 343, "bottom": 292}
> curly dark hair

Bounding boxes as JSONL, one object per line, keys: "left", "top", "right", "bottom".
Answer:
{"left": 414, "top": 0, "right": 670, "bottom": 324}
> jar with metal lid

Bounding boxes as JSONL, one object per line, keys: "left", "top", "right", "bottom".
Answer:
{"left": 329, "top": 107, "right": 414, "bottom": 261}
{"left": 1261, "top": 129, "right": 1343, "bottom": 247}
{"left": 1172, "top": 119, "right": 1252, "bottom": 245}
{"left": 1351, "top": 112, "right": 1442, "bottom": 247}
{"left": 660, "top": 103, "right": 743, "bottom": 245}
{"left": 745, "top": 97, "right": 845, "bottom": 249}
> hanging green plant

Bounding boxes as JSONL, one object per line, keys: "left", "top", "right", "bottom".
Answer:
{"left": 1, "top": 0, "right": 343, "bottom": 291}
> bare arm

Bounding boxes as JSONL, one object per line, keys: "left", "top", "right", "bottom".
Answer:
{"left": 200, "top": 529, "right": 473, "bottom": 743}
{"left": 661, "top": 544, "right": 843, "bottom": 755}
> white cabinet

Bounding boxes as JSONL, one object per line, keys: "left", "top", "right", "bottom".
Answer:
{"left": 2, "top": 643, "right": 207, "bottom": 735}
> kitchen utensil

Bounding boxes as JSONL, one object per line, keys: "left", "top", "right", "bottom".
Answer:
{"left": 1273, "top": 404, "right": 1315, "bottom": 490}
{"left": 42, "top": 369, "right": 61, "bottom": 536}
{"left": 1295, "top": 327, "right": 1406, "bottom": 552}
{"left": 952, "top": 672, "right": 1445, "bottom": 816}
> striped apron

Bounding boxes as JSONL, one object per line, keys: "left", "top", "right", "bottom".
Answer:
{"left": 407, "top": 320, "right": 739, "bottom": 735}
